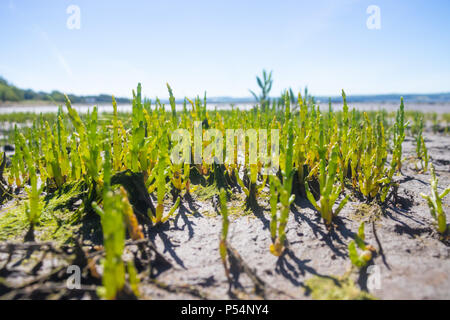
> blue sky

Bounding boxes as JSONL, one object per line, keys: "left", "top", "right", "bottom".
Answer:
{"left": 1, "top": 0, "right": 449, "bottom": 98}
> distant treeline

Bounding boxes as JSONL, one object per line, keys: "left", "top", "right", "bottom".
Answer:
{"left": 1, "top": 75, "right": 449, "bottom": 105}
{"left": 0, "top": 77, "right": 130, "bottom": 104}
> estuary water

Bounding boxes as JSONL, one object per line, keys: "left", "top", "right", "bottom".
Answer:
{"left": 0, "top": 101, "right": 450, "bottom": 114}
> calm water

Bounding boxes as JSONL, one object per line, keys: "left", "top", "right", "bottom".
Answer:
{"left": 0, "top": 103, "right": 254, "bottom": 114}
{"left": 0, "top": 101, "right": 450, "bottom": 114}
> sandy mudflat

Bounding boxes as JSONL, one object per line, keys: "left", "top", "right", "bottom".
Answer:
{"left": 0, "top": 132, "right": 449, "bottom": 300}
{"left": 139, "top": 132, "right": 450, "bottom": 299}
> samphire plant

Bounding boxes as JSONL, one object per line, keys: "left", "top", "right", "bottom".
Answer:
{"left": 305, "top": 115, "right": 349, "bottom": 229}
{"left": 249, "top": 69, "right": 273, "bottom": 112}
{"left": 219, "top": 188, "right": 231, "bottom": 281}
{"left": 391, "top": 98, "right": 409, "bottom": 173}
{"left": 269, "top": 175, "right": 280, "bottom": 247}
{"left": 19, "top": 133, "right": 43, "bottom": 241}
{"left": 420, "top": 164, "right": 450, "bottom": 236}
{"left": 414, "top": 115, "right": 429, "bottom": 172}
{"left": 92, "top": 145, "right": 126, "bottom": 299}
{"left": 147, "top": 135, "right": 180, "bottom": 225}
{"left": 348, "top": 222, "right": 376, "bottom": 268}
{"left": 269, "top": 108, "right": 295, "bottom": 256}
{"left": 92, "top": 143, "right": 140, "bottom": 299}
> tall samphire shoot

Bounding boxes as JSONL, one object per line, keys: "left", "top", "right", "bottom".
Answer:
{"left": 391, "top": 97, "right": 408, "bottom": 173}
{"left": 420, "top": 165, "right": 450, "bottom": 235}
{"left": 249, "top": 69, "right": 273, "bottom": 112}
{"left": 92, "top": 144, "right": 127, "bottom": 299}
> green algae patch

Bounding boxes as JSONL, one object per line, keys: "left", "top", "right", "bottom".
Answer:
{"left": 42, "top": 181, "right": 87, "bottom": 212}
{"left": 201, "top": 209, "right": 218, "bottom": 218}
{"left": 228, "top": 205, "right": 252, "bottom": 218}
{"left": 305, "top": 275, "right": 376, "bottom": 300}
{"left": 34, "top": 208, "right": 80, "bottom": 245}
{"left": 0, "top": 201, "right": 30, "bottom": 241}
{"left": 192, "top": 184, "right": 219, "bottom": 202}
{"left": 0, "top": 181, "right": 87, "bottom": 244}
{"left": 349, "top": 203, "right": 382, "bottom": 223}
{"left": 192, "top": 184, "right": 255, "bottom": 218}
{"left": 221, "top": 191, "right": 253, "bottom": 218}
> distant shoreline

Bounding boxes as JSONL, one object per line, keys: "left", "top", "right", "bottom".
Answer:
{"left": 2, "top": 99, "right": 450, "bottom": 107}
{"left": 2, "top": 93, "right": 450, "bottom": 108}
{"left": 1, "top": 101, "right": 450, "bottom": 115}
{"left": 0, "top": 100, "right": 55, "bottom": 107}
{"left": 0, "top": 100, "right": 131, "bottom": 108}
